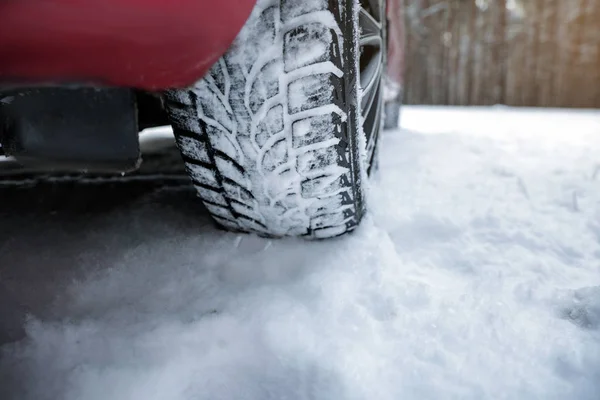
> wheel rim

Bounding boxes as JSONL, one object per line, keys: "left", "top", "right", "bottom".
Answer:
{"left": 358, "top": 0, "right": 384, "bottom": 170}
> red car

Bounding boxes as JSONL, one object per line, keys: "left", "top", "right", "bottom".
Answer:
{"left": 0, "top": 0, "right": 404, "bottom": 239}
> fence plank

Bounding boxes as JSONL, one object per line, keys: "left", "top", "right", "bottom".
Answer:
{"left": 402, "top": 0, "right": 600, "bottom": 108}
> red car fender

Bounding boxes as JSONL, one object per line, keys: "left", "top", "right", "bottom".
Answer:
{"left": 0, "top": 0, "right": 257, "bottom": 90}
{"left": 0, "top": 0, "right": 404, "bottom": 91}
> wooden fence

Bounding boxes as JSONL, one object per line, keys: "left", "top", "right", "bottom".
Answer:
{"left": 402, "top": 0, "right": 600, "bottom": 108}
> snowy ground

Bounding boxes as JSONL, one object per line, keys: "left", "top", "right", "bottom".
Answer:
{"left": 1, "top": 106, "right": 599, "bottom": 399}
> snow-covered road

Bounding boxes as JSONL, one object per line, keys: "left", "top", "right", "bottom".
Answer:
{"left": 1, "top": 107, "right": 599, "bottom": 399}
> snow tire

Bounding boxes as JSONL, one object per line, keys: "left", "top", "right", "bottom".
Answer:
{"left": 165, "top": 0, "right": 382, "bottom": 239}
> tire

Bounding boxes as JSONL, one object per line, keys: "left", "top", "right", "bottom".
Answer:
{"left": 383, "top": 98, "right": 401, "bottom": 130}
{"left": 382, "top": 77, "right": 402, "bottom": 130}
{"left": 165, "top": 0, "right": 385, "bottom": 239}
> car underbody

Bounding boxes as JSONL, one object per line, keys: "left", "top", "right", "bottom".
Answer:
{"left": 0, "top": 87, "right": 170, "bottom": 173}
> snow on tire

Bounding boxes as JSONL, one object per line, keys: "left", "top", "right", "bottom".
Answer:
{"left": 165, "top": 0, "right": 370, "bottom": 239}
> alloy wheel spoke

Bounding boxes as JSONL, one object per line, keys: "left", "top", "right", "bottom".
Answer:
{"left": 357, "top": 2, "right": 383, "bottom": 172}
{"left": 359, "top": 8, "right": 381, "bottom": 38}
{"left": 362, "top": 0, "right": 383, "bottom": 22}
{"left": 363, "top": 81, "right": 382, "bottom": 143}
{"left": 360, "top": 53, "right": 383, "bottom": 116}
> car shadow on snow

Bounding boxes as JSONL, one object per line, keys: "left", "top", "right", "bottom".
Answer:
{"left": 0, "top": 176, "right": 202, "bottom": 344}
{"left": 0, "top": 174, "right": 344, "bottom": 345}
{"left": 0, "top": 174, "right": 356, "bottom": 400}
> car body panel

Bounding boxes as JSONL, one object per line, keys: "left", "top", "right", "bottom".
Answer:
{"left": 0, "top": 0, "right": 257, "bottom": 90}
{"left": 1, "top": 0, "right": 404, "bottom": 91}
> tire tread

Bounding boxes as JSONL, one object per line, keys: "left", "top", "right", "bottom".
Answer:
{"left": 165, "top": 0, "right": 366, "bottom": 238}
